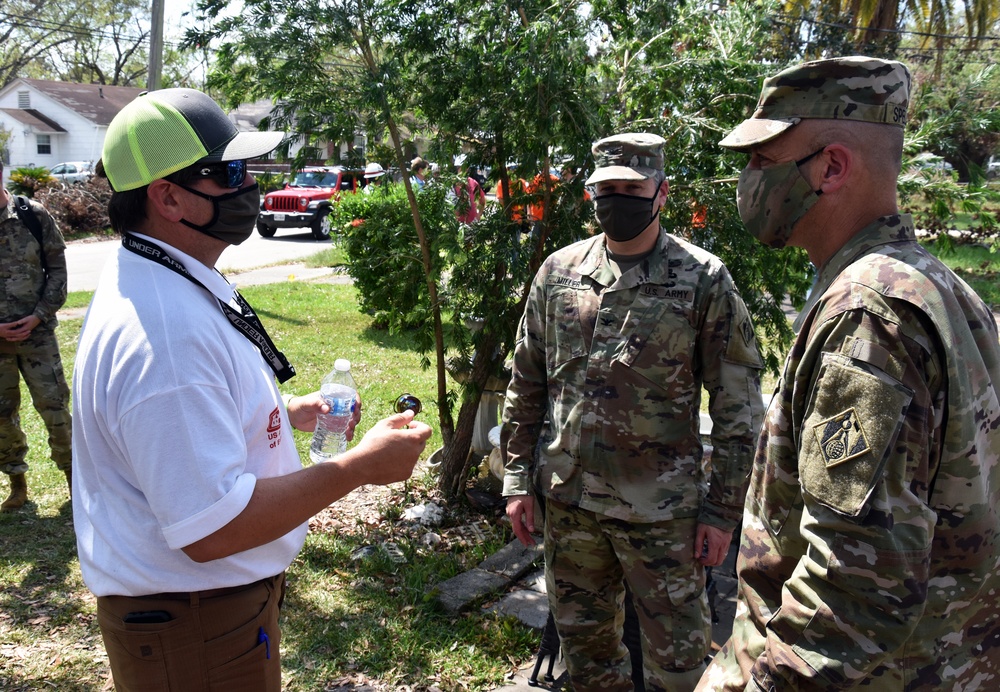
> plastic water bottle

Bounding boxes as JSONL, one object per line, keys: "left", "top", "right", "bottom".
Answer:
{"left": 310, "top": 359, "right": 358, "bottom": 463}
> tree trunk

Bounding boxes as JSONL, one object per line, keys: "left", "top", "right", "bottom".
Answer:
{"left": 438, "top": 329, "right": 505, "bottom": 501}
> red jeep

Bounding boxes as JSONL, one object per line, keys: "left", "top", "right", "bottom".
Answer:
{"left": 257, "top": 166, "right": 363, "bottom": 240}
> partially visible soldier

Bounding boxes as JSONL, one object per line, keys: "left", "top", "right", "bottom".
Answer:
{"left": 0, "top": 160, "right": 72, "bottom": 511}
{"left": 698, "top": 56, "right": 1000, "bottom": 690}
{"left": 502, "top": 132, "right": 765, "bottom": 691}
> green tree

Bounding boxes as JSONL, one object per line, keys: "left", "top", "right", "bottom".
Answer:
{"left": 591, "top": 0, "right": 814, "bottom": 370}
{"left": 0, "top": 0, "right": 80, "bottom": 87}
{"left": 54, "top": 0, "right": 150, "bottom": 86}
{"left": 906, "top": 52, "right": 1000, "bottom": 178}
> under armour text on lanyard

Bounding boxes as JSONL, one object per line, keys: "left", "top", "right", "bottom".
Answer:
{"left": 121, "top": 232, "right": 296, "bottom": 383}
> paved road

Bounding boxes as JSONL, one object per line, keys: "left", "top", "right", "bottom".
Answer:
{"left": 65, "top": 228, "right": 330, "bottom": 293}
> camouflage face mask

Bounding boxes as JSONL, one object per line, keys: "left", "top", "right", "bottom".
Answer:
{"left": 736, "top": 148, "right": 824, "bottom": 248}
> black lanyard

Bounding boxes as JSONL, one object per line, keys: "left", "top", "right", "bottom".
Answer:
{"left": 121, "top": 232, "right": 296, "bottom": 383}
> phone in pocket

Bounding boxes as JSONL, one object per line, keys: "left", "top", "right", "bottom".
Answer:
{"left": 123, "top": 610, "right": 173, "bottom": 624}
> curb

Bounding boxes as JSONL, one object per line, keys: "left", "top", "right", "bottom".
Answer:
{"left": 433, "top": 539, "right": 542, "bottom": 614}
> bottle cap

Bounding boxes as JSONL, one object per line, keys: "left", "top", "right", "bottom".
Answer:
{"left": 334, "top": 358, "right": 351, "bottom": 372}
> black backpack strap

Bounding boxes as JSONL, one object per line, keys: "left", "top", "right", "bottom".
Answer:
{"left": 13, "top": 195, "right": 48, "bottom": 276}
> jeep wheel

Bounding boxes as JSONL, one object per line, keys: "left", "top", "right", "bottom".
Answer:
{"left": 311, "top": 210, "right": 332, "bottom": 240}
{"left": 257, "top": 221, "right": 276, "bottom": 238}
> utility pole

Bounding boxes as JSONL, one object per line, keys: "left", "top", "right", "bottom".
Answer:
{"left": 148, "top": 0, "right": 164, "bottom": 90}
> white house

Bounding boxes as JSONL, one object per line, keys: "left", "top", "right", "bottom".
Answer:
{"left": 0, "top": 78, "right": 405, "bottom": 185}
{"left": 0, "top": 78, "right": 144, "bottom": 172}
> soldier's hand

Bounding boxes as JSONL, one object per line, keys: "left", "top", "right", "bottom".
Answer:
{"left": 0, "top": 315, "right": 39, "bottom": 341}
{"left": 695, "top": 523, "right": 733, "bottom": 567}
{"left": 506, "top": 494, "right": 537, "bottom": 546}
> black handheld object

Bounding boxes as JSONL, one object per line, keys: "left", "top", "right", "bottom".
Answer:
{"left": 393, "top": 393, "right": 422, "bottom": 415}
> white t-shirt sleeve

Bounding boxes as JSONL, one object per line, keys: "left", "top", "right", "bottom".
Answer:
{"left": 116, "top": 381, "right": 259, "bottom": 550}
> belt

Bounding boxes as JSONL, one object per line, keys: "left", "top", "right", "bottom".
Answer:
{"left": 143, "top": 574, "right": 281, "bottom": 602}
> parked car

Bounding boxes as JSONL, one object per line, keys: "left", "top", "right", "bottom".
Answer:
{"left": 986, "top": 155, "right": 1000, "bottom": 180}
{"left": 257, "top": 166, "right": 364, "bottom": 240}
{"left": 49, "top": 161, "right": 93, "bottom": 184}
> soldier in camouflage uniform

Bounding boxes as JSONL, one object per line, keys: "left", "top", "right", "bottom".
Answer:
{"left": 697, "top": 57, "right": 1000, "bottom": 691}
{"left": 0, "top": 161, "right": 72, "bottom": 511}
{"left": 502, "top": 133, "right": 765, "bottom": 691}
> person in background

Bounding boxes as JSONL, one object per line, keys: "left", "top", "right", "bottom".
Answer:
{"left": 410, "top": 157, "right": 430, "bottom": 190}
{"left": 455, "top": 167, "right": 486, "bottom": 224}
{"left": 469, "top": 165, "right": 490, "bottom": 194}
{"left": 73, "top": 88, "right": 432, "bottom": 691}
{"left": 0, "top": 159, "right": 72, "bottom": 511}
{"left": 699, "top": 56, "right": 1000, "bottom": 691}
{"left": 494, "top": 165, "right": 530, "bottom": 233}
{"left": 503, "top": 132, "right": 764, "bottom": 692}
{"left": 526, "top": 169, "right": 561, "bottom": 235}
{"left": 363, "top": 162, "right": 387, "bottom": 194}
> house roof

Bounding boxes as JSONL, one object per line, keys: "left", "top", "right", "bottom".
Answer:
{"left": 0, "top": 107, "right": 67, "bottom": 132}
{"left": 17, "top": 79, "right": 144, "bottom": 127}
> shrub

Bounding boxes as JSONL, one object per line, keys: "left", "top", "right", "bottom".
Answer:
{"left": 255, "top": 171, "right": 287, "bottom": 194}
{"left": 330, "top": 181, "right": 455, "bottom": 336}
{"left": 35, "top": 176, "right": 112, "bottom": 237}
{"left": 8, "top": 166, "right": 55, "bottom": 197}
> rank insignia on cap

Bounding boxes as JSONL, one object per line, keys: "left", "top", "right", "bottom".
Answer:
{"left": 814, "top": 408, "right": 870, "bottom": 467}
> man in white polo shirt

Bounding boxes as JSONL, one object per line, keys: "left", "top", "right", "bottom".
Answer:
{"left": 72, "top": 88, "right": 432, "bottom": 691}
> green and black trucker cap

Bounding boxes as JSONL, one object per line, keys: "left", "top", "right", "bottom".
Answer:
{"left": 101, "top": 88, "right": 284, "bottom": 192}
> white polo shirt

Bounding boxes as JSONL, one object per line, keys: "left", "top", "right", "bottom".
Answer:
{"left": 72, "top": 235, "right": 307, "bottom": 597}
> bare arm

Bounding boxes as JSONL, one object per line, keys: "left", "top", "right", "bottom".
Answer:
{"left": 182, "top": 411, "right": 431, "bottom": 562}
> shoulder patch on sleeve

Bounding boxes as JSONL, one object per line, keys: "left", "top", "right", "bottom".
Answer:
{"left": 800, "top": 355, "right": 913, "bottom": 517}
{"left": 724, "top": 292, "right": 764, "bottom": 369}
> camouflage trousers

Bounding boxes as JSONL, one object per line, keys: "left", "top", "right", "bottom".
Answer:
{"left": 0, "top": 329, "right": 71, "bottom": 475}
{"left": 543, "top": 499, "right": 710, "bottom": 692}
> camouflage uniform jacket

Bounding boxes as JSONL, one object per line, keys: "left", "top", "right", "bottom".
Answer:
{"left": 706, "top": 214, "right": 1000, "bottom": 690}
{"left": 0, "top": 191, "right": 67, "bottom": 330}
{"left": 501, "top": 228, "right": 764, "bottom": 527}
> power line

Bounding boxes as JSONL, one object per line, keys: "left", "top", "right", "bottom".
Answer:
{"left": 772, "top": 11, "right": 1000, "bottom": 43}
{"left": 0, "top": 10, "right": 183, "bottom": 49}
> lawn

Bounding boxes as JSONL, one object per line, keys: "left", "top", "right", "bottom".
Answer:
{"left": 0, "top": 281, "right": 535, "bottom": 692}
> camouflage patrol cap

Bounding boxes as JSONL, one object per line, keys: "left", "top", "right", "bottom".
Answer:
{"left": 585, "top": 132, "right": 664, "bottom": 185}
{"left": 720, "top": 56, "right": 910, "bottom": 152}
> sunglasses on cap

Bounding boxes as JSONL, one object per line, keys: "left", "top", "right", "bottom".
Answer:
{"left": 184, "top": 159, "right": 248, "bottom": 189}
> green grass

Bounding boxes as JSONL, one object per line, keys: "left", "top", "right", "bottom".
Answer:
{"left": 63, "top": 291, "right": 92, "bottom": 311}
{"left": 0, "top": 282, "right": 534, "bottom": 691}
{"left": 303, "top": 244, "right": 349, "bottom": 269}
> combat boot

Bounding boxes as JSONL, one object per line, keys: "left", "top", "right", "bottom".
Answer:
{"left": 1, "top": 473, "right": 27, "bottom": 512}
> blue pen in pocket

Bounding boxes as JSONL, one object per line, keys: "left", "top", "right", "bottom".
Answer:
{"left": 258, "top": 626, "right": 270, "bottom": 659}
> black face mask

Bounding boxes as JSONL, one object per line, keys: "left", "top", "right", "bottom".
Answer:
{"left": 594, "top": 191, "right": 660, "bottom": 242}
{"left": 177, "top": 182, "right": 261, "bottom": 246}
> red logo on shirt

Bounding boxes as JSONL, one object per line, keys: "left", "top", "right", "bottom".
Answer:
{"left": 267, "top": 407, "right": 283, "bottom": 449}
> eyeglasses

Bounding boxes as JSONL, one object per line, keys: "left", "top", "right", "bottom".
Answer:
{"left": 188, "top": 160, "right": 248, "bottom": 189}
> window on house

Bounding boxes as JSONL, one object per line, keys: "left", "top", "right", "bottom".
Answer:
{"left": 37, "top": 135, "right": 51, "bottom": 155}
{"left": 17, "top": 91, "right": 30, "bottom": 109}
